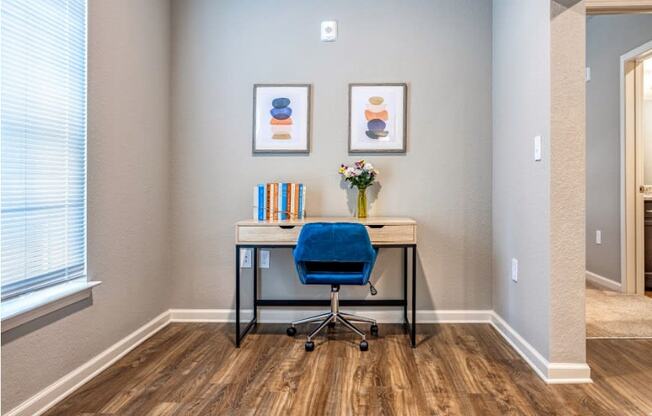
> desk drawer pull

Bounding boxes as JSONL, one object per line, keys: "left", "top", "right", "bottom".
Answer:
{"left": 279, "top": 225, "right": 296, "bottom": 229}
{"left": 367, "top": 225, "right": 385, "bottom": 229}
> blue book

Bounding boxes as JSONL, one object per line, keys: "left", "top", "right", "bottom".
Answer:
{"left": 257, "top": 184, "right": 264, "bottom": 220}
{"left": 280, "top": 183, "right": 288, "bottom": 220}
{"left": 298, "top": 184, "right": 303, "bottom": 219}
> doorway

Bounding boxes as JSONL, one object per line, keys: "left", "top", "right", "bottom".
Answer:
{"left": 622, "top": 43, "right": 652, "bottom": 297}
{"left": 585, "top": 14, "right": 652, "bottom": 339}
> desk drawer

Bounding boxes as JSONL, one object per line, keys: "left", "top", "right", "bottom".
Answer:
{"left": 366, "top": 225, "right": 415, "bottom": 243}
{"left": 238, "top": 225, "right": 301, "bottom": 243}
{"left": 237, "top": 223, "right": 416, "bottom": 244}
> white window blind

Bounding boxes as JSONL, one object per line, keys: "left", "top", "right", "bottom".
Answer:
{"left": 1, "top": 0, "right": 87, "bottom": 300}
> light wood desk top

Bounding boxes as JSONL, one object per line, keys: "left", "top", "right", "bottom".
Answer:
{"left": 236, "top": 216, "right": 416, "bottom": 245}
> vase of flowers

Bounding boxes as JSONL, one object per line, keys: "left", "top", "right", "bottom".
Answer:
{"left": 338, "top": 160, "right": 379, "bottom": 218}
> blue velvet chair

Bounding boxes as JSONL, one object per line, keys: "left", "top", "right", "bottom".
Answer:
{"left": 286, "top": 222, "right": 379, "bottom": 351}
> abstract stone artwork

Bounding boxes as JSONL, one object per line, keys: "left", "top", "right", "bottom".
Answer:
{"left": 270, "top": 97, "right": 292, "bottom": 140}
{"left": 253, "top": 84, "right": 311, "bottom": 153}
{"left": 365, "top": 96, "right": 389, "bottom": 140}
{"left": 349, "top": 84, "right": 407, "bottom": 153}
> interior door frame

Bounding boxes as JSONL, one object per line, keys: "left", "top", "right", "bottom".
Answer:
{"left": 620, "top": 40, "right": 652, "bottom": 295}
{"left": 587, "top": 0, "right": 652, "bottom": 14}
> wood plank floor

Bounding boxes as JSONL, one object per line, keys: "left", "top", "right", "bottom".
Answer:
{"left": 44, "top": 323, "right": 652, "bottom": 416}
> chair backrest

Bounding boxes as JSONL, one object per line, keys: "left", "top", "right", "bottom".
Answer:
{"left": 293, "top": 222, "right": 376, "bottom": 263}
{"left": 293, "top": 223, "right": 377, "bottom": 285}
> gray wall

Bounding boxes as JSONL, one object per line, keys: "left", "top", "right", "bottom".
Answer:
{"left": 492, "top": 0, "right": 552, "bottom": 358}
{"left": 169, "top": 0, "right": 493, "bottom": 311}
{"left": 493, "top": 0, "right": 586, "bottom": 365}
{"left": 586, "top": 14, "right": 652, "bottom": 283}
{"left": 1, "top": 0, "right": 172, "bottom": 411}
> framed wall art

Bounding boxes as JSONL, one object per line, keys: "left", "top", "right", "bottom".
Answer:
{"left": 348, "top": 83, "right": 407, "bottom": 153}
{"left": 252, "top": 84, "right": 311, "bottom": 154}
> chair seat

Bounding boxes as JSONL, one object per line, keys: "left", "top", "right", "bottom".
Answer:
{"left": 301, "top": 271, "right": 368, "bottom": 285}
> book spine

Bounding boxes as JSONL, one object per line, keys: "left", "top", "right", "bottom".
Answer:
{"left": 258, "top": 184, "right": 264, "bottom": 220}
{"left": 272, "top": 183, "right": 279, "bottom": 220}
{"left": 304, "top": 184, "right": 307, "bottom": 219}
{"left": 295, "top": 183, "right": 300, "bottom": 219}
{"left": 280, "top": 183, "right": 287, "bottom": 220}
{"left": 290, "top": 183, "right": 296, "bottom": 219}
{"left": 298, "top": 184, "right": 303, "bottom": 219}
{"left": 253, "top": 186, "right": 258, "bottom": 220}
{"left": 277, "top": 183, "right": 282, "bottom": 221}
{"left": 265, "top": 183, "right": 271, "bottom": 220}
{"left": 263, "top": 184, "right": 268, "bottom": 220}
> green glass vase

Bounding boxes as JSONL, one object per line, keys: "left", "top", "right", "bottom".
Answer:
{"left": 357, "top": 187, "right": 368, "bottom": 219}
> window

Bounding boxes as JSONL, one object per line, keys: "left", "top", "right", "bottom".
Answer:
{"left": 1, "top": 0, "right": 87, "bottom": 300}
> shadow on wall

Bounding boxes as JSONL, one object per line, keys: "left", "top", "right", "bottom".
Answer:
{"left": 339, "top": 179, "right": 383, "bottom": 216}
{"left": 1, "top": 297, "right": 93, "bottom": 345}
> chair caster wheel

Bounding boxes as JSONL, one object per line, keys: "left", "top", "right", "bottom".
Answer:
{"left": 305, "top": 341, "right": 315, "bottom": 351}
{"left": 370, "top": 324, "right": 379, "bottom": 336}
{"left": 286, "top": 327, "right": 296, "bottom": 337}
{"left": 359, "top": 340, "right": 369, "bottom": 351}
{"left": 327, "top": 321, "right": 336, "bottom": 329}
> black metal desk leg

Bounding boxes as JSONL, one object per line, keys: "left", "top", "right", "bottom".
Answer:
{"left": 235, "top": 245, "right": 241, "bottom": 347}
{"left": 403, "top": 246, "right": 408, "bottom": 324}
{"left": 411, "top": 246, "right": 416, "bottom": 348}
{"left": 253, "top": 247, "right": 258, "bottom": 324}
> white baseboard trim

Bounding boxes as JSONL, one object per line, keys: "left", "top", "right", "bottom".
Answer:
{"left": 7, "top": 308, "right": 591, "bottom": 416}
{"left": 489, "top": 312, "right": 592, "bottom": 384}
{"left": 5, "top": 310, "right": 171, "bottom": 416}
{"left": 169, "top": 308, "right": 494, "bottom": 324}
{"left": 586, "top": 270, "right": 622, "bottom": 292}
{"left": 169, "top": 308, "right": 233, "bottom": 322}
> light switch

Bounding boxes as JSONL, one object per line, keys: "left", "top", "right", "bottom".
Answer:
{"left": 534, "top": 135, "right": 542, "bottom": 161}
{"left": 596, "top": 230, "right": 602, "bottom": 245}
{"left": 321, "top": 21, "right": 337, "bottom": 42}
{"left": 511, "top": 258, "right": 518, "bottom": 282}
{"left": 260, "top": 250, "right": 270, "bottom": 269}
{"left": 240, "top": 249, "right": 252, "bottom": 268}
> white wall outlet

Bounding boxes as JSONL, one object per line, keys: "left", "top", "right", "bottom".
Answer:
{"left": 596, "top": 230, "right": 602, "bottom": 245}
{"left": 534, "top": 135, "right": 542, "bottom": 161}
{"left": 260, "top": 250, "right": 270, "bottom": 269}
{"left": 511, "top": 258, "right": 518, "bottom": 282}
{"left": 240, "top": 248, "right": 252, "bottom": 268}
{"left": 321, "top": 21, "right": 337, "bottom": 42}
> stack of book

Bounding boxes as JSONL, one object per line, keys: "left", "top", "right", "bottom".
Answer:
{"left": 253, "top": 183, "right": 306, "bottom": 221}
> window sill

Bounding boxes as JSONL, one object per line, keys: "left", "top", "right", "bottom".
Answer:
{"left": 1, "top": 279, "right": 101, "bottom": 332}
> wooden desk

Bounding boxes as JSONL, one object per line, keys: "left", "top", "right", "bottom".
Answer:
{"left": 234, "top": 217, "right": 417, "bottom": 348}
{"left": 236, "top": 217, "right": 416, "bottom": 245}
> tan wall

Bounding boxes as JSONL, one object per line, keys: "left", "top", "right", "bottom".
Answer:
{"left": 550, "top": 0, "right": 586, "bottom": 363}
{"left": 169, "top": 0, "right": 494, "bottom": 311}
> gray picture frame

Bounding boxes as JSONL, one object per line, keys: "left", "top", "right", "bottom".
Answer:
{"left": 252, "top": 83, "right": 312, "bottom": 154}
{"left": 348, "top": 83, "right": 407, "bottom": 154}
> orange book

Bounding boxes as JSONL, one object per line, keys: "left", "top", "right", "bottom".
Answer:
{"left": 288, "top": 183, "right": 293, "bottom": 219}
{"left": 293, "top": 183, "right": 300, "bottom": 218}
{"left": 272, "top": 183, "right": 279, "bottom": 220}
{"left": 265, "top": 183, "right": 271, "bottom": 220}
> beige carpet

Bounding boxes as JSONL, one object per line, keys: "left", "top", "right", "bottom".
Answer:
{"left": 586, "top": 282, "right": 652, "bottom": 338}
